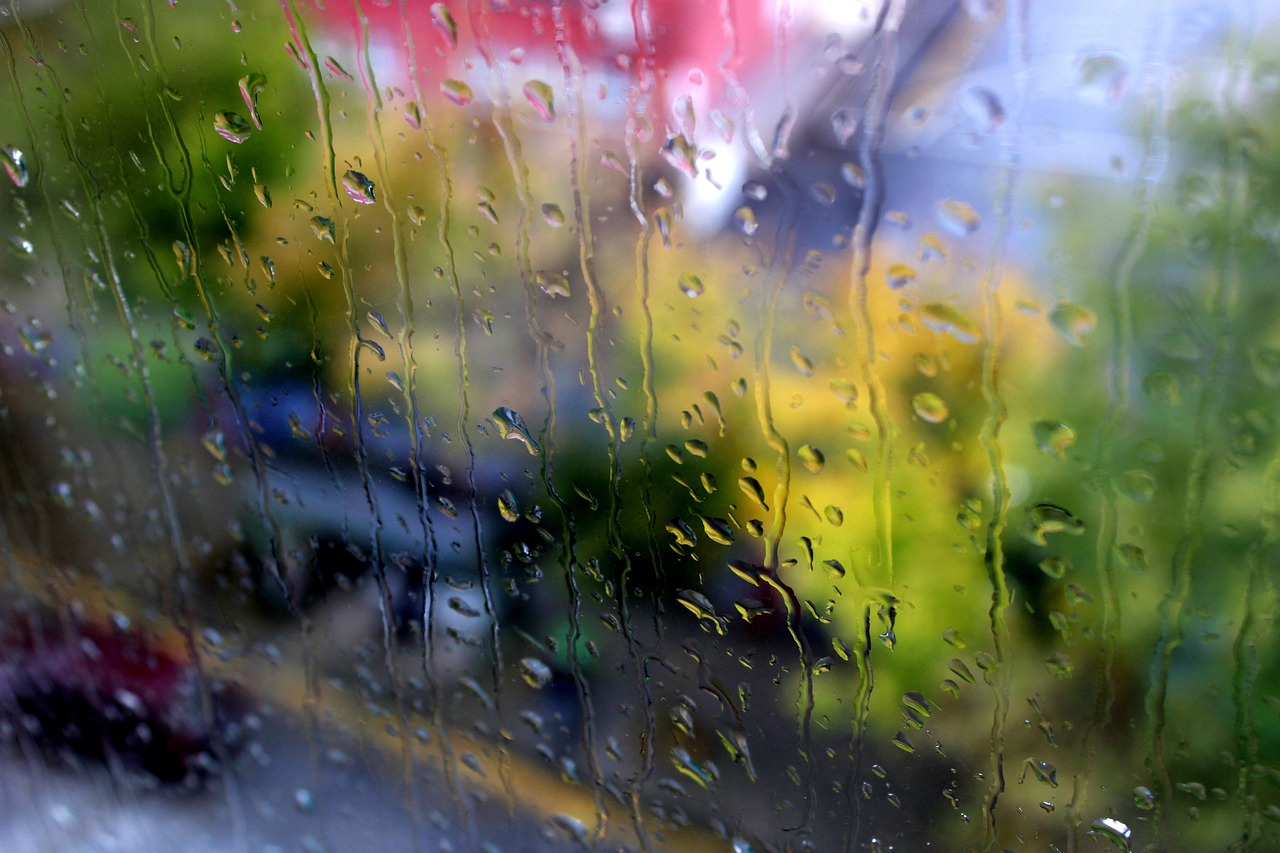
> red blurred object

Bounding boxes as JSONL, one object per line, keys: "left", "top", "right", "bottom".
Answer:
{"left": 306, "top": 0, "right": 772, "bottom": 119}
{"left": 0, "top": 613, "right": 236, "bottom": 784}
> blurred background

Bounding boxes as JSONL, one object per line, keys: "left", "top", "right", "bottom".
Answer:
{"left": 1, "top": 0, "right": 1278, "bottom": 850}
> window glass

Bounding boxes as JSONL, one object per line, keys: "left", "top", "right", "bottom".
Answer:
{"left": 1, "top": 1, "right": 1278, "bottom": 851}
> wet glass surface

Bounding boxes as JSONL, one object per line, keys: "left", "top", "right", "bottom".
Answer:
{"left": 1, "top": 1, "right": 1279, "bottom": 851}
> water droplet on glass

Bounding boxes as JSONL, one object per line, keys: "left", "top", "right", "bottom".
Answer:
{"left": 920, "top": 302, "right": 980, "bottom": 344}
{"left": 1087, "top": 817, "right": 1132, "bottom": 851}
{"left": 518, "top": 656, "right": 552, "bottom": 689}
{"left": 935, "top": 198, "right": 980, "bottom": 236}
{"left": 1048, "top": 302, "right": 1097, "bottom": 347}
{"left": 492, "top": 406, "right": 541, "bottom": 455}
{"left": 911, "top": 392, "right": 949, "bottom": 424}
{"left": 441, "top": 79, "right": 473, "bottom": 106}
{"left": 678, "top": 273, "right": 704, "bottom": 297}
{"left": 429, "top": 2, "right": 458, "bottom": 48}
{"left": 1039, "top": 556, "right": 1071, "bottom": 579}
{"left": 1077, "top": 51, "right": 1130, "bottom": 105}
{"left": 1133, "top": 786, "right": 1156, "bottom": 810}
{"left": 540, "top": 203, "right": 565, "bottom": 226}
{"left": 1045, "top": 652, "right": 1073, "bottom": 678}
{"left": 661, "top": 133, "right": 698, "bottom": 177}
{"left": 831, "top": 109, "right": 857, "bottom": 145}
{"left": 535, "top": 270, "right": 571, "bottom": 298}
{"left": 886, "top": 263, "right": 916, "bottom": 289}
{"left": 1032, "top": 419, "right": 1076, "bottom": 457}
{"left": 342, "top": 169, "right": 376, "bottom": 204}
{"left": 497, "top": 489, "right": 520, "bottom": 522}
{"left": 523, "top": 80, "right": 555, "bottom": 121}
{"left": 1120, "top": 469, "right": 1155, "bottom": 503}
{"left": 732, "top": 206, "right": 758, "bottom": 236}
{"left": 1022, "top": 757, "right": 1059, "bottom": 787}
{"left": 738, "top": 476, "right": 769, "bottom": 511}
{"left": 798, "top": 444, "right": 825, "bottom": 473}
{"left": 214, "top": 110, "right": 253, "bottom": 143}
{"left": 238, "top": 72, "right": 267, "bottom": 129}
{"left": 790, "top": 347, "right": 815, "bottom": 376}
{"left": 959, "top": 87, "right": 1004, "bottom": 133}
{"left": 1022, "top": 503, "right": 1086, "bottom": 545}
{"left": 2, "top": 146, "right": 29, "bottom": 188}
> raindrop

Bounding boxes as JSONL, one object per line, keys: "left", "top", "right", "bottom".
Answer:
{"left": 1045, "top": 652, "right": 1073, "bottom": 678}
{"left": 238, "top": 72, "right": 267, "bottom": 129}
{"left": 920, "top": 302, "right": 980, "bottom": 344}
{"left": 790, "top": 347, "right": 815, "bottom": 376}
{"left": 498, "top": 489, "right": 520, "bottom": 522}
{"left": 1087, "top": 817, "right": 1132, "bottom": 851}
{"left": 1039, "top": 556, "right": 1071, "bottom": 579}
{"left": 831, "top": 109, "right": 857, "bottom": 145}
{"left": 492, "top": 406, "right": 542, "bottom": 455}
{"left": 430, "top": 2, "right": 458, "bottom": 48}
{"left": 518, "top": 657, "right": 552, "bottom": 689}
{"left": 1077, "top": 51, "right": 1130, "bottom": 105}
{"left": 441, "top": 79, "right": 473, "bottom": 106}
{"left": 959, "top": 87, "right": 1004, "bottom": 133}
{"left": 540, "top": 203, "right": 565, "bottom": 226}
{"left": 886, "top": 263, "right": 916, "bottom": 289}
{"left": 911, "top": 392, "right": 949, "bottom": 424}
{"left": 678, "top": 273, "right": 704, "bottom": 297}
{"left": 214, "top": 111, "right": 253, "bottom": 143}
{"left": 732, "top": 206, "right": 759, "bottom": 236}
{"left": 535, "top": 270, "right": 571, "bottom": 298}
{"left": 738, "top": 477, "right": 769, "bottom": 511}
{"left": 661, "top": 133, "right": 698, "bottom": 177}
{"left": 523, "top": 80, "right": 555, "bottom": 121}
{"left": 2, "top": 146, "right": 29, "bottom": 188}
{"left": 1032, "top": 419, "right": 1076, "bottom": 457}
{"left": 1048, "top": 302, "right": 1097, "bottom": 346}
{"left": 935, "top": 198, "right": 980, "bottom": 236}
{"left": 1120, "top": 470, "right": 1155, "bottom": 503}
{"left": 342, "top": 170, "right": 376, "bottom": 204}
{"left": 1133, "top": 786, "right": 1156, "bottom": 810}
{"left": 798, "top": 444, "right": 825, "bottom": 473}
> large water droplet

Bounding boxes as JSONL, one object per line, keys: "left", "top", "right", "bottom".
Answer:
{"left": 343, "top": 170, "right": 376, "bottom": 204}
{"left": 518, "top": 657, "right": 552, "bottom": 689}
{"left": 1032, "top": 419, "right": 1076, "bottom": 457}
{"left": 492, "top": 406, "right": 541, "bottom": 455}
{"left": 935, "top": 198, "right": 980, "bottom": 235}
{"left": 920, "top": 302, "right": 980, "bottom": 344}
{"left": 1049, "top": 302, "right": 1097, "bottom": 347}
{"left": 523, "top": 80, "right": 555, "bottom": 121}
{"left": 911, "top": 392, "right": 949, "bottom": 424}
{"left": 678, "top": 273, "right": 704, "bottom": 297}
{"left": 238, "top": 72, "right": 267, "bottom": 129}
{"left": 1077, "top": 51, "right": 1130, "bottom": 105}
{"left": 2, "top": 146, "right": 29, "bottom": 188}
{"left": 441, "top": 79, "right": 473, "bottom": 106}
{"left": 214, "top": 111, "right": 253, "bottom": 143}
{"left": 959, "top": 87, "right": 1004, "bottom": 133}
{"left": 430, "top": 2, "right": 458, "bottom": 48}
{"left": 1087, "top": 817, "right": 1132, "bottom": 851}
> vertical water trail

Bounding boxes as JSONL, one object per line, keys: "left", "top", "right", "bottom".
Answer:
{"left": 279, "top": 0, "right": 422, "bottom": 820}
{"left": 394, "top": 0, "right": 473, "bottom": 824}
{"left": 4, "top": 6, "right": 248, "bottom": 845}
{"left": 468, "top": 0, "right": 607, "bottom": 837}
{"left": 839, "top": 4, "right": 902, "bottom": 848}
{"left": 613, "top": 0, "right": 662, "bottom": 845}
{"left": 1145, "top": 6, "right": 1253, "bottom": 844}
{"left": 973, "top": 3, "right": 1030, "bottom": 848}
{"left": 1065, "top": 4, "right": 1169, "bottom": 850}
{"left": 744, "top": 174, "right": 818, "bottom": 837}
{"left": 348, "top": 1, "right": 438, "bottom": 820}
{"left": 1231, "top": 440, "right": 1280, "bottom": 850}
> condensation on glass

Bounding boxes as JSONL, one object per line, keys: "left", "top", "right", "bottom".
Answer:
{"left": 0, "top": 0, "right": 1277, "bottom": 851}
